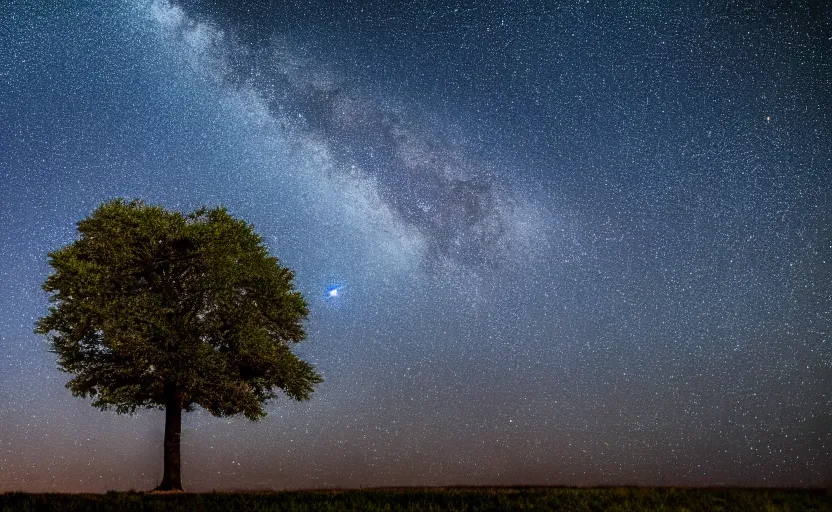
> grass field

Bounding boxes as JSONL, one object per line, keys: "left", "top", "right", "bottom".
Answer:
{"left": 1, "top": 487, "right": 829, "bottom": 512}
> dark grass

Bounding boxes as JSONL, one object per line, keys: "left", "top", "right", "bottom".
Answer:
{"left": 1, "top": 487, "right": 829, "bottom": 512}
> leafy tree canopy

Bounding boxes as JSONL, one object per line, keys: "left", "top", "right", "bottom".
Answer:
{"left": 36, "top": 199, "right": 322, "bottom": 420}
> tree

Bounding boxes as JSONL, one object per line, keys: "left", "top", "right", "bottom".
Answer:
{"left": 35, "top": 199, "right": 322, "bottom": 491}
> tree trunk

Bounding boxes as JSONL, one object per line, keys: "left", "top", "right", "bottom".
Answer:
{"left": 156, "top": 381, "right": 183, "bottom": 491}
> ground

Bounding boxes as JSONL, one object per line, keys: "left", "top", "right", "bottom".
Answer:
{"left": 1, "top": 486, "right": 829, "bottom": 511}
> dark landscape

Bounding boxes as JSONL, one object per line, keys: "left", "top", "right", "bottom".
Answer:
{"left": 2, "top": 487, "right": 830, "bottom": 512}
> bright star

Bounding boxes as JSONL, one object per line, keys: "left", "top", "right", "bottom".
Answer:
{"left": 326, "top": 285, "right": 342, "bottom": 299}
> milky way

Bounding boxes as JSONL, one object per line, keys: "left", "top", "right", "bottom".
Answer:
{"left": 0, "top": 0, "right": 829, "bottom": 491}
{"left": 149, "top": 0, "right": 547, "bottom": 269}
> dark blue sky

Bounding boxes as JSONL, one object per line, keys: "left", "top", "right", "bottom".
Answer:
{"left": 1, "top": 0, "right": 830, "bottom": 491}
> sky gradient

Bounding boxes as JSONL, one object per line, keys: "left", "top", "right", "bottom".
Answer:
{"left": 1, "top": 0, "right": 830, "bottom": 491}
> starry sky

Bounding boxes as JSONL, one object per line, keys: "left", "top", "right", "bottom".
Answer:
{"left": 1, "top": 0, "right": 830, "bottom": 492}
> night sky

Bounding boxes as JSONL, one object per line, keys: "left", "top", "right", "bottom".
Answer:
{"left": 1, "top": 0, "right": 830, "bottom": 492}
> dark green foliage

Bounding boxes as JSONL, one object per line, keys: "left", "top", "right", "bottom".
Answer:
{"left": 1, "top": 487, "right": 829, "bottom": 512}
{"left": 35, "top": 199, "right": 322, "bottom": 420}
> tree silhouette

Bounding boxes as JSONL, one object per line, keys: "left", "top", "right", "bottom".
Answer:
{"left": 35, "top": 199, "right": 322, "bottom": 491}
